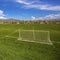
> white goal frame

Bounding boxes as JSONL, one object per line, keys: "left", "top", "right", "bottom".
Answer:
{"left": 18, "top": 30, "right": 53, "bottom": 45}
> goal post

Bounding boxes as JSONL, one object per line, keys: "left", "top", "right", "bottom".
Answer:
{"left": 18, "top": 30, "right": 53, "bottom": 45}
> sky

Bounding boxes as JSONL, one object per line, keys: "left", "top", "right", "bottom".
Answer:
{"left": 0, "top": 0, "right": 60, "bottom": 20}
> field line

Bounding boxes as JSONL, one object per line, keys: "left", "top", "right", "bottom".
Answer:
{"left": 6, "top": 29, "right": 19, "bottom": 36}
{"left": 5, "top": 35, "right": 18, "bottom": 38}
{"left": 0, "top": 35, "right": 60, "bottom": 44}
{"left": 0, "top": 36, "right": 6, "bottom": 39}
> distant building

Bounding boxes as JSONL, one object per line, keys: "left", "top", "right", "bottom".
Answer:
{"left": 56, "top": 22, "right": 60, "bottom": 24}
{"left": 40, "top": 21, "right": 45, "bottom": 24}
{"left": 17, "top": 22, "right": 20, "bottom": 24}
{"left": 0, "top": 19, "right": 60, "bottom": 24}
{"left": 0, "top": 21, "right": 3, "bottom": 24}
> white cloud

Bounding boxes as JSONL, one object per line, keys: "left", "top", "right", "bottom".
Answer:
{"left": 0, "top": 10, "right": 6, "bottom": 19}
{"left": 0, "top": 10, "right": 4, "bottom": 16}
{"left": 39, "top": 14, "right": 60, "bottom": 20}
{"left": 0, "top": 16, "right": 6, "bottom": 19}
{"left": 16, "top": 0, "right": 33, "bottom": 5}
{"left": 31, "top": 16, "right": 36, "bottom": 20}
{"left": 16, "top": 0, "right": 60, "bottom": 11}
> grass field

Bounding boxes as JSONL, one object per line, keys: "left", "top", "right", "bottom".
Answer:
{"left": 0, "top": 24, "right": 60, "bottom": 60}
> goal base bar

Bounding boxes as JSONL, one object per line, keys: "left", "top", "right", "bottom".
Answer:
{"left": 18, "top": 38, "right": 53, "bottom": 45}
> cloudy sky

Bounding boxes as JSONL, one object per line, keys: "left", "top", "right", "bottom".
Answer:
{"left": 0, "top": 0, "right": 60, "bottom": 20}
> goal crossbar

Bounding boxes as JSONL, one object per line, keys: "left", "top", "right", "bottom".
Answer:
{"left": 20, "top": 30, "right": 49, "bottom": 32}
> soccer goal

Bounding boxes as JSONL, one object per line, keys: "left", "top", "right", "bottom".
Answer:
{"left": 18, "top": 30, "right": 53, "bottom": 45}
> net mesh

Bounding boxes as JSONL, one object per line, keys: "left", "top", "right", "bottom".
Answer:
{"left": 18, "top": 30, "right": 52, "bottom": 44}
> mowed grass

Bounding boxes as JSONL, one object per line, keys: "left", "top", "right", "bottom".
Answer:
{"left": 0, "top": 24, "right": 60, "bottom": 60}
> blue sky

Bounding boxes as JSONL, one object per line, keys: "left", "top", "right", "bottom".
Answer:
{"left": 0, "top": 0, "right": 60, "bottom": 20}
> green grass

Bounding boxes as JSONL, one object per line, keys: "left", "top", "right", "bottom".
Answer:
{"left": 0, "top": 24, "right": 60, "bottom": 60}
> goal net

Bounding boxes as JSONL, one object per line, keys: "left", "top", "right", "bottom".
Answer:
{"left": 18, "top": 30, "right": 52, "bottom": 45}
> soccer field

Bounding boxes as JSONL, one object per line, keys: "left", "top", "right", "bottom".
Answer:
{"left": 0, "top": 24, "right": 60, "bottom": 60}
